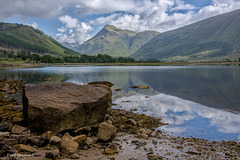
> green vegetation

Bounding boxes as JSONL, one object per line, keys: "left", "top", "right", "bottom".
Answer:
{"left": 0, "top": 49, "right": 135, "bottom": 63}
{"left": 0, "top": 22, "right": 78, "bottom": 56}
{"left": 132, "top": 9, "right": 240, "bottom": 61}
{"left": 75, "top": 25, "right": 159, "bottom": 57}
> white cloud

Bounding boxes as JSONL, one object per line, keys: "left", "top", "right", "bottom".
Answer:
{"left": 26, "top": 21, "right": 38, "bottom": 29}
{"left": 59, "top": 15, "right": 79, "bottom": 29}
{"left": 57, "top": 16, "right": 93, "bottom": 44}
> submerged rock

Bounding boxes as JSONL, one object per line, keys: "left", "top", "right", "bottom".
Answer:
{"left": 88, "top": 81, "right": 114, "bottom": 87}
{"left": 22, "top": 82, "right": 112, "bottom": 133}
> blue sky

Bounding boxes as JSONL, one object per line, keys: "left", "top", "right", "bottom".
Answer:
{"left": 1, "top": 0, "right": 240, "bottom": 45}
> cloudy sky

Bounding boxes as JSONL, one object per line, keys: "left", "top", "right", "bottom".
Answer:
{"left": 1, "top": 0, "right": 240, "bottom": 45}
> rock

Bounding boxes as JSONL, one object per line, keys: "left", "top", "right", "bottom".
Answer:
{"left": 0, "top": 122, "right": 9, "bottom": 132}
{"left": 71, "top": 154, "right": 80, "bottom": 159}
{"left": 62, "top": 132, "right": 72, "bottom": 139}
{"left": 10, "top": 135, "right": 28, "bottom": 144}
{"left": 11, "top": 125, "right": 28, "bottom": 134}
{"left": 137, "top": 133, "right": 149, "bottom": 139}
{"left": 45, "top": 149, "right": 60, "bottom": 159}
{"left": 0, "top": 143, "right": 16, "bottom": 157}
{"left": 88, "top": 81, "right": 114, "bottom": 87}
{"left": 1, "top": 138, "right": 18, "bottom": 146}
{"left": 126, "top": 119, "right": 137, "bottom": 125}
{"left": 59, "top": 138, "right": 79, "bottom": 154}
{"left": 108, "top": 142, "right": 118, "bottom": 151}
{"left": 22, "top": 82, "right": 112, "bottom": 133}
{"left": 104, "top": 114, "right": 115, "bottom": 124}
{"left": 97, "top": 122, "right": 116, "bottom": 142}
{"left": 41, "top": 78, "right": 52, "bottom": 81}
{"left": 138, "top": 86, "right": 149, "bottom": 89}
{"left": 72, "top": 134, "right": 87, "bottom": 145}
{"left": 50, "top": 136, "right": 61, "bottom": 145}
{"left": 73, "top": 126, "right": 91, "bottom": 136}
{"left": 2, "top": 83, "right": 10, "bottom": 92}
{"left": 130, "top": 86, "right": 138, "bottom": 88}
{"left": 103, "top": 148, "right": 116, "bottom": 154}
{"left": 27, "top": 136, "right": 49, "bottom": 147}
{"left": 86, "top": 137, "right": 94, "bottom": 146}
{"left": 13, "top": 144, "right": 37, "bottom": 153}
{"left": 41, "top": 131, "right": 53, "bottom": 140}
{"left": 12, "top": 118, "right": 23, "bottom": 124}
{"left": 12, "top": 105, "right": 23, "bottom": 111}
{"left": 0, "top": 132, "right": 10, "bottom": 138}
{"left": 114, "top": 88, "right": 121, "bottom": 91}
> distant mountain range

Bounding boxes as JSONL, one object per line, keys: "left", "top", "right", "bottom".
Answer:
{"left": 131, "top": 9, "right": 240, "bottom": 61}
{"left": 0, "top": 22, "right": 77, "bottom": 56}
{"left": 75, "top": 25, "right": 159, "bottom": 57}
{"left": 1, "top": 9, "right": 240, "bottom": 61}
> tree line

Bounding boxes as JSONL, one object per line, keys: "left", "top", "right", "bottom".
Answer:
{"left": 0, "top": 49, "right": 136, "bottom": 63}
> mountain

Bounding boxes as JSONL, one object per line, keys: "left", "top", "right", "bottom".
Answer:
{"left": 131, "top": 9, "right": 240, "bottom": 61}
{"left": 75, "top": 25, "right": 159, "bottom": 57}
{"left": 0, "top": 22, "right": 77, "bottom": 56}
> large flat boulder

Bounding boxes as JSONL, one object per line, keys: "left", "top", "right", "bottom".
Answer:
{"left": 22, "top": 82, "right": 112, "bottom": 133}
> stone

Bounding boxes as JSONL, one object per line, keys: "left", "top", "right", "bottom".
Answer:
{"left": 12, "top": 105, "right": 23, "bottom": 111}
{"left": 59, "top": 138, "right": 79, "bottom": 154}
{"left": 73, "top": 126, "right": 91, "bottom": 136}
{"left": 71, "top": 154, "right": 80, "bottom": 159}
{"left": 50, "top": 136, "right": 61, "bottom": 145}
{"left": 11, "top": 125, "right": 28, "bottom": 134}
{"left": 72, "top": 134, "right": 87, "bottom": 145}
{"left": 88, "top": 81, "right": 114, "bottom": 87}
{"left": 12, "top": 118, "right": 23, "bottom": 124}
{"left": 13, "top": 144, "right": 37, "bottom": 153}
{"left": 86, "top": 137, "right": 94, "bottom": 146}
{"left": 10, "top": 135, "right": 28, "bottom": 144}
{"left": 22, "top": 82, "right": 112, "bottom": 133}
{"left": 41, "top": 131, "right": 53, "bottom": 140}
{"left": 108, "top": 142, "right": 118, "bottom": 151}
{"left": 62, "top": 132, "right": 72, "bottom": 139}
{"left": 103, "top": 148, "right": 116, "bottom": 154}
{"left": 137, "top": 133, "right": 149, "bottom": 139}
{"left": 0, "top": 132, "right": 10, "bottom": 138}
{"left": 114, "top": 88, "right": 121, "bottom": 91}
{"left": 27, "top": 136, "right": 49, "bottom": 147}
{"left": 97, "top": 122, "right": 116, "bottom": 142}
{"left": 126, "top": 119, "right": 137, "bottom": 125}
{"left": 1, "top": 138, "right": 18, "bottom": 146}
{"left": 45, "top": 149, "right": 60, "bottom": 159}
{"left": 0, "top": 143, "right": 16, "bottom": 157}
{"left": 138, "top": 86, "right": 149, "bottom": 89}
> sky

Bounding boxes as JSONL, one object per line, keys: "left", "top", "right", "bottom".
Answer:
{"left": 1, "top": 0, "right": 240, "bottom": 45}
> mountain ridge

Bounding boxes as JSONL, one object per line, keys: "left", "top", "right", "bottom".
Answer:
{"left": 75, "top": 25, "right": 159, "bottom": 57}
{"left": 131, "top": 9, "right": 240, "bottom": 61}
{"left": 0, "top": 22, "right": 78, "bottom": 56}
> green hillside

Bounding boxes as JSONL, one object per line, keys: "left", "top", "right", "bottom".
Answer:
{"left": 131, "top": 9, "right": 240, "bottom": 61}
{"left": 0, "top": 22, "right": 77, "bottom": 56}
{"left": 76, "top": 25, "right": 159, "bottom": 57}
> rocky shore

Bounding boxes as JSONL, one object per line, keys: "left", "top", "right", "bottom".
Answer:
{"left": 0, "top": 80, "right": 240, "bottom": 160}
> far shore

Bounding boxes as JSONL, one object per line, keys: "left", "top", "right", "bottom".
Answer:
{"left": 0, "top": 61, "right": 239, "bottom": 70}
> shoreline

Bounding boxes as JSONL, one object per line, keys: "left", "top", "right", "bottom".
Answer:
{"left": 0, "top": 61, "right": 239, "bottom": 70}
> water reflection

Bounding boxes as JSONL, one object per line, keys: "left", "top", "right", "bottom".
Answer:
{"left": 0, "top": 65, "right": 240, "bottom": 140}
{"left": 114, "top": 93, "right": 240, "bottom": 141}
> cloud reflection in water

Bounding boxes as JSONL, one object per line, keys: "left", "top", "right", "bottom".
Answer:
{"left": 114, "top": 93, "right": 240, "bottom": 141}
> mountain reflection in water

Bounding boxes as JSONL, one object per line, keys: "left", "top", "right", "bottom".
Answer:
{"left": 114, "top": 93, "right": 240, "bottom": 141}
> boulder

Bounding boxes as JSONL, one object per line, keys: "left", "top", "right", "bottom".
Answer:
{"left": 97, "top": 122, "right": 116, "bottom": 142}
{"left": 59, "top": 138, "right": 79, "bottom": 154}
{"left": 22, "top": 82, "right": 112, "bottom": 133}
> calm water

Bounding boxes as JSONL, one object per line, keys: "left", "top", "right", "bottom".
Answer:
{"left": 0, "top": 65, "right": 240, "bottom": 141}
